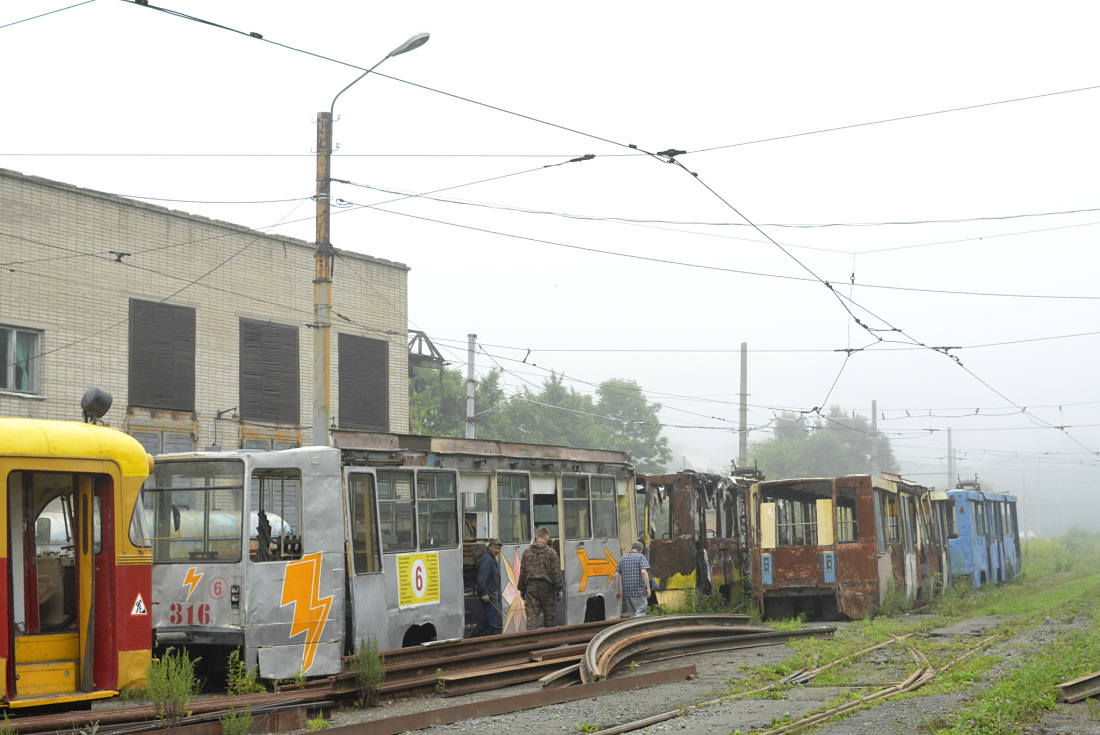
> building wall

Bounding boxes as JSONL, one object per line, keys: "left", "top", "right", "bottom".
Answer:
{"left": 0, "top": 168, "right": 409, "bottom": 447}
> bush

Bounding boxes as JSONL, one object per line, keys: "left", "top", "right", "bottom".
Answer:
{"left": 146, "top": 648, "right": 201, "bottom": 727}
{"left": 350, "top": 638, "right": 385, "bottom": 708}
{"left": 226, "top": 649, "right": 265, "bottom": 695}
{"left": 220, "top": 705, "right": 253, "bottom": 735}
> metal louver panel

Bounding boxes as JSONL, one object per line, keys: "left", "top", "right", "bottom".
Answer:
{"left": 338, "top": 333, "right": 389, "bottom": 431}
{"left": 239, "top": 318, "right": 300, "bottom": 424}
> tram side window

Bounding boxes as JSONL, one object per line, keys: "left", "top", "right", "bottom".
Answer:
{"left": 775, "top": 497, "right": 817, "bottom": 546}
{"left": 142, "top": 460, "right": 245, "bottom": 562}
{"left": 883, "top": 495, "right": 899, "bottom": 542}
{"left": 498, "top": 474, "right": 531, "bottom": 544}
{"left": 836, "top": 499, "right": 858, "bottom": 543}
{"left": 417, "top": 472, "right": 458, "bottom": 549}
{"left": 251, "top": 469, "right": 303, "bottom": 562}
{"left": 945, "top": 503, "right": 959, "bottom": 539}
{"left": 378, "top": 470, "right": 416, "bottom": 553}
{"left": 872, "top": 491, "right": 887, "bottom": 552}
{"left": 349, "top": 474, "right": 381, "bottom": 574}
{"left": 591, "top": 477, "right": 618, "bottom": 538}
{"left": 563, "top": 476, "right": 591, "bottom": 539}
{"left": 973, "top": 501, "right": 987, "bottom": 537}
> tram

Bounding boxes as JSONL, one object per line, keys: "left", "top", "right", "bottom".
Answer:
{"left": 749, "top": 474, "right": 945, "bottom": 619}
{"left": 936, "top": 481, "right": 1020, "bottom": 589}
{"left": 636, "top": 470, "right": 757, "bottom": 611}
{"left": 143, "top": 433, "right": 636, "bottom": 680}
{"left": 0, "top": 407, "right": 153, "bottom": 707}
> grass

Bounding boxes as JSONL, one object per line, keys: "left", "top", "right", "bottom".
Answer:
{"left": 721, "top": 529, "right": 1100, "bottom": 733}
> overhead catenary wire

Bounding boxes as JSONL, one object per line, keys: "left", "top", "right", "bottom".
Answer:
{"left": 0, "top": 0, "right": 96, "bottom": 30}
{"left": 336, "top": 200, "right": 1100, "bottom": 302}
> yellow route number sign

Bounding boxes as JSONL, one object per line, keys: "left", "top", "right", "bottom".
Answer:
{"left": 397, "top": 552, "right": 440, "bottom": 608}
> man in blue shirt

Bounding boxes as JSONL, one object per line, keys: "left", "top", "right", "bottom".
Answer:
{"left": 614, "top": 541, "right": 651, "bottom": 618}
{"left": 474, "top": 538, "right": 503, "bottom": 636}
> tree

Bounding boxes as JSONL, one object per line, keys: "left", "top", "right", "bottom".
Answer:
{"left": 407, "top": 368, "right": 672, "bottom": 472}
{"left": 749, "top": 407, "right": 898, "bottom": 479}
{"left": 408, "top": 366, "right": 465, "bottom": 436}
{"left": 594, "top": 379, "right": 672, "bottom": 473}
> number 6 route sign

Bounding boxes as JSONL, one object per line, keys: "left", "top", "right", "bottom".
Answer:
{"left": 397, "top": 552, "right": 440, "bottom": 608}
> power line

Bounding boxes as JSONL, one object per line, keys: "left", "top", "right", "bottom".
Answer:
{"left": 689, "top": 82, "right": 1100, "bottom": 155}
{"left": 343, "top": 199, "right": 1100, "bottom": 303}
{"left": 338, "top": 182, "right": 1100, "bottom": 231}
{"left": 0, "top": 0, "right": 95, "bottom": 30}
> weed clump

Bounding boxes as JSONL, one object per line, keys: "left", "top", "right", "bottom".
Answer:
{"left": 146, "top": 647, "right": 201, "bottom": 727}
{"left": 219, "top": 705, "right": 253, "bottom": 735}
{"left": 226, "top": 648, "right": 266, "bottom": 695}
{"left": 350, "top": 637, "right": 385, "bottom": 707}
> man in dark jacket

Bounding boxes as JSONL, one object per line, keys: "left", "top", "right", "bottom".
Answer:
{"left": 517, "top": 527, "right": 563, "bottom": 629}
{"left": 473, "top": 538, "right": 503, "bottom": 636}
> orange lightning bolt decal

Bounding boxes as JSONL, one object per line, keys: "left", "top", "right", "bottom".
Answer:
{"left": 182, "top": 567, "right": 203, "bottom": 601}
{"left": 280, "top": 552, "right": 333, "bottom": 673}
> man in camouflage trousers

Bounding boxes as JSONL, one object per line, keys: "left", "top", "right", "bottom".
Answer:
{"left": 517, "top": 526, "right": 563, "bottom": 629}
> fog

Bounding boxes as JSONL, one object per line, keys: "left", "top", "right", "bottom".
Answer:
{"left": 2, "top": 2, "right": 1097, "bottom": 534}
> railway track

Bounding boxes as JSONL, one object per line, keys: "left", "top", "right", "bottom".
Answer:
{"left": 5, "top": 614, "right": 828, "bottom": 734}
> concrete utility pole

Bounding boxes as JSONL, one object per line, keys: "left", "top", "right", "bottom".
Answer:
{"left": 870, "top": 400, "right": 879, "bottom": 477}
{"left": 466, "top": 334, "right": 476, "bottom": 439}
{"left": 738, "top": 342, "right": 748, "bottom": 468}
{"left": 947, "top": 427, "right": 955, "bottom": 490}
{"left": 311, "top": 33, "right": 429, "bottom": 446}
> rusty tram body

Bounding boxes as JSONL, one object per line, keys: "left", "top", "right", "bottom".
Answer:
{"left": 750, "top": 474, "right": 946, "bottom": 619}
{"left": 636, "top": 471, "right": 758, "bottom": 610}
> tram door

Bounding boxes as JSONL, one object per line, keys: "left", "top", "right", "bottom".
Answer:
{"left": 7, "top": 471, "right": 107, "bottom": 701}
{"left": 530, "top": 478, "right": 563, "bottom": 625}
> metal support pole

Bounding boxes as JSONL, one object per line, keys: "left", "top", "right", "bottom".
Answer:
{"left": 738, "top": 342, "right": 748, "bottom": 468}
{"left": 870, "top": 399, "right": 879, "bottom": 476}
{"left": 466, "top": 334, "right": 477, "bottom": 439}
{"left": 313, "top": 111, "right": 334, "bottom": 446}
{"left": 947, "top": 427, "right": 954, "bottom": 490}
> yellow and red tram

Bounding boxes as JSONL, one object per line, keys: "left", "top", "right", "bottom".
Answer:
{"left": 0, "top": 417, "right": 152, "bottom": 708}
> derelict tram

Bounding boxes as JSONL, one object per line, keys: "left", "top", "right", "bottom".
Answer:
{"left": 749, "top": 473, "right": 947, "bottom": 620}
{"left": 0, "top": 414, "right": 153, "bottom": 709}
{"left": 143, "top": 432, "right": 637, "bottom": 679}
{"left": 935, "top": 481, "right": 1020, "bottom": 589}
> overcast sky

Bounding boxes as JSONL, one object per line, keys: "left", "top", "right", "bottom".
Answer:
{"left": 3, "top": 1, "right": 1098, "bottom": 533}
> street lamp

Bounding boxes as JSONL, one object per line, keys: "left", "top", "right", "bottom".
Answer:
{"left": 313, "top": 33, "right": 430, "bottom": 446}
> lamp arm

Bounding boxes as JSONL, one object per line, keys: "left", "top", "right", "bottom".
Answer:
{"left": 329, "top": 56, "right": 388, "bottom": 118}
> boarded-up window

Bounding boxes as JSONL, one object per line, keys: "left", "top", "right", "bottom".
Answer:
{"left": 338, "top": 333, "right": 389, "bottom": 431}
{"left": 129, "top": 300, "right": 195, "bottom": 411}
{"left": 239, "top": 319, "right": 299, "bottom": 424}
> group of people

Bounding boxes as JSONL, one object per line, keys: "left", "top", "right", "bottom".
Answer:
{"left": 473, "top": 527, "right": 652, "bottom": 636}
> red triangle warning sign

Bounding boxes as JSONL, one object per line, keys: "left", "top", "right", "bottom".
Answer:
{"left": 131, "top": 592, "right": 148, "bottom": 616}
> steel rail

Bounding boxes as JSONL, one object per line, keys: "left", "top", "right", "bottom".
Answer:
{"left": 581, "top": 614, "right": 751, "bottom": 682}
{"left": 321, "top": 665, "right": 699, "bottom": 735}
{"left": 595, "top": 630, "right": 918, "bottom": 735}
{"left": 1059, "top": 669, "right": 1100, "bottom": 703}
{"left": 595, "top": 625, "right": 769, "bottom": 678}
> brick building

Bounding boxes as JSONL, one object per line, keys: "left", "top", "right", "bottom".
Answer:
{"left": 0, "top": 168, "right": 409, "bottom": 452}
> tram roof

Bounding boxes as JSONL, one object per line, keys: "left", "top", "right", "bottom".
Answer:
{"left": 0, "top": 418, "right": 151, "bottom": 477}
{"left": 333, "top": 430, "right": 633, "bottom": 466}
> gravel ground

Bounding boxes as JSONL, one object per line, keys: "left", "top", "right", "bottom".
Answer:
{"left": 307, "top": 613, "right": 1096, "bottom": 735}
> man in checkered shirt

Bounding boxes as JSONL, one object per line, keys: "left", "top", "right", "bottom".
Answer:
{"left": 613, "top": 541, "right": 651, "bottom": 617}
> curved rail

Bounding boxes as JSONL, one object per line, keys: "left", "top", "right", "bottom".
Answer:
{"left": 581, "top": 614, "right": 751, "bottom": 682}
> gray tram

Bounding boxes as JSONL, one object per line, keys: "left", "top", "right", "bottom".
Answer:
{"left": 142, "top": 434, "right": 638, "bottom": 680}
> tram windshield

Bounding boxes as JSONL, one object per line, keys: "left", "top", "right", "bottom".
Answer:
{"left": 141, "top": 459, "right": 245, "bottom": 563}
